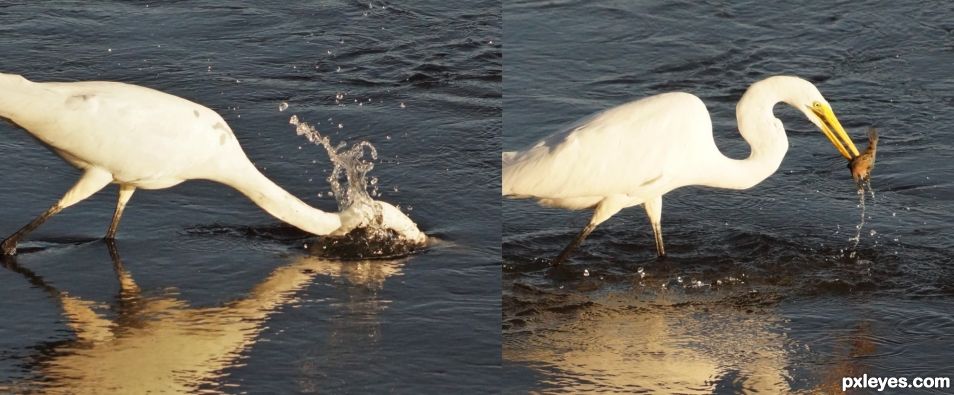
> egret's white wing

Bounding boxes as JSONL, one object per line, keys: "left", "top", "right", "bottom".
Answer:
{"left": 503, "top": 92, "right": 713, "bottom": 200}
{"left": 7, "top": 79, "right": 242, "bottom": 186}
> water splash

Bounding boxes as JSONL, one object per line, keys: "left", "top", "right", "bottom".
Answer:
{"left": 847, "top": 182, "right": 875, "bottom": 258}
{"left": 287, "top": 115, "right": 425, "bottom": 259}
{"left": 289, "top": 115, "right": 381, "bottom": 222}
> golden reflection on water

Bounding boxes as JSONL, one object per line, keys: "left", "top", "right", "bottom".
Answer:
{"left": 505, "top": 288, "right": 878, "bottom": 394}
{"left": 0, "top": 243, "right": 404, "bottom": 394}
{"left": 505, "top": 291, "right": 793, "bottom": 393}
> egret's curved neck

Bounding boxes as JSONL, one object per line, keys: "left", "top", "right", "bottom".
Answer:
{"left": 700, "top": 79, "right": 797, "bottom": 190}
{"left": 219, "top": 163, "right": 342, "bottom": 235}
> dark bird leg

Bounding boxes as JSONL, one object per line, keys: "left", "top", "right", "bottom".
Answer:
{"left": 644, "top": 196, "right": 666, "bottom": 257}
{"left": 2, "top": 169, "right": 112, "bottom": 255}
{"left": 550, "top": 196, "right": 626, "bottom": 266}
{"left": 105, "top": 185, "right": 136, "bottom": 240}
{"left": 551, "top": 223, "right": 596, "bottom": 266}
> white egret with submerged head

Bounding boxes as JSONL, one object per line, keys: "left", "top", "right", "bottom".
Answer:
{"left": 0, "top": 72, "right": 425, "bottom": 255}
{"left": 502, "top": 76, "right": 860, "bottom": 265}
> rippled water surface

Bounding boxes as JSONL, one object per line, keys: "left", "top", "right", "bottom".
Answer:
{"left": 0, "top": 1, "right": 500, "bottom": 393}
{"left": 503, "top": 1, "right": 954, "bottom": 393}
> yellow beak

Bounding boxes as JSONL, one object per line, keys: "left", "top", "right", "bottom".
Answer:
{"left": 812, "top": 105, "right": 860, "bottom": 160}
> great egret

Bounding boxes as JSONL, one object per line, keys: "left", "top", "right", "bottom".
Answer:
{"left": 502, "top": 76, "right": 860, "bottom": 265}
{"left": 0, "top": 73, "right": 425, "bottom": 255}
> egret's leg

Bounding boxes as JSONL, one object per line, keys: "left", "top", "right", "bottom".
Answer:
{"left": 105, "top": 185, "right": 136, "bottom": 240}
{"left": 551, "top": 195, "right": 626, "bottom": 266}
{"left": 2, "top": 168, "right": 113, "bottom": 255}
{"left": 551, "top": 223, "right": 596, "bottom": 266}
{"left": 644, "top": 196, "right": 665, "bottom": 257}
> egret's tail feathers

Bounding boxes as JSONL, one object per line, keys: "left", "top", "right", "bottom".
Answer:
{"left": 0, "top": 73, "right": 32, "bottom": 120}
{"left": 502, "top": 151, "right": 517, "bottom": 166}
{"left": 502, "top": 151, "right": 518, "bottom": 196}
{"left": 0, "top": 73, "right": 29, "bottom": 89}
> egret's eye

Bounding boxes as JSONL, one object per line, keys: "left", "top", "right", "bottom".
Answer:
{"left": 812, "top": 102, "right": 823, "bottom": 109}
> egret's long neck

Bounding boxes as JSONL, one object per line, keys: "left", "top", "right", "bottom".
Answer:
{"left": 221, "top": 163, "right": 342, "bottom": 235}
{"left": 700, "top": 80, "right": 792, "bottom": 190}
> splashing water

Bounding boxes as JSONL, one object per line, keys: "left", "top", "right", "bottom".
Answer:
{"left": 289, "top": 115, "right": 381, "bottom": 224}
{"left": 847, "top": 181, "right": 875, "bottom": 258}
{"left": 287, "top": 115, "right": 426, "bottom": 259}
{"left": 285, "top": 114, "right": 426, "bottom": 259}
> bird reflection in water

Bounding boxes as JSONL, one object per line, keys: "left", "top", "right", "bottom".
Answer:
{"left": 505, "top": 294, "right": 790, "bottom": 393}
{"left": 0, "top": 242, "right": 405, "bottom": 394}
{"left": 505, "top": 289, "right": 880, "bottom": 393}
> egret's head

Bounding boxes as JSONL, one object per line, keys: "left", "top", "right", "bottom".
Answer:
{"left": 791, "top": 82, "right": 860, "bottom": 160}
{"left": 332, "top": 200, "right": 426, "bottom": 245}
{"left": 317, "top": 200, "right": 426, "bottom": 259}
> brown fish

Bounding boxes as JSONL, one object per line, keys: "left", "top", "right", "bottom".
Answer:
{"left": 849, "top": 128, "right": 878, "bottom": 184}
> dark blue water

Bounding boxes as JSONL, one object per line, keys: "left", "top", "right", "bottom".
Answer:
{"left": 0, "top": 1, "right": 500, "bottom": 393}
{"left": 504, "top": 0, "right": 954, "bottom": 393}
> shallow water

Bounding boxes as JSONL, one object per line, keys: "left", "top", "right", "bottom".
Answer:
{"left": 0, "top": 1, "right": 500, "bottom": 393}
{"left": 503, "top": 0, "right": 954, "bottom": 392}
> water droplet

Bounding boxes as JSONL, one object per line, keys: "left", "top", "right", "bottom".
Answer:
{"left": 279, "top": 101, "right": 289, "bottom": 112}
{"left": 337, "top": 123, "right": 343, "bottom": 129}
{"left": 400, "top": 102, "right": 406, "bottom": 108}
{"left": 583, "top": 269, "right": 590, "bottom": 277}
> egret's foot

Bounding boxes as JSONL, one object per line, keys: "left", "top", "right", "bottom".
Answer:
{"left": 1, "top": 239, "right": 17, "bottom": 256}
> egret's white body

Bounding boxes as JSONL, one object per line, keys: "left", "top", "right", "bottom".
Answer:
{"left": 0, "top": 73, "right": 424, "bottom": 254}
{"left": 503, "top": 76, "right": 859, "bottom": 264}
